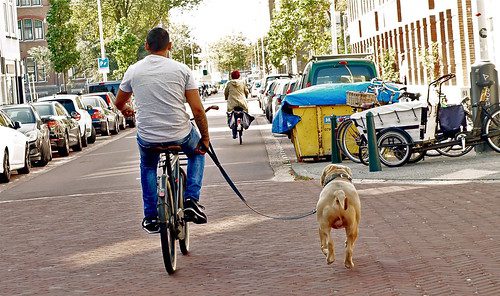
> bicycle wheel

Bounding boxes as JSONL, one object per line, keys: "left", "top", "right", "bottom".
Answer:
{"left": 238, "top": 129, "right": 243, "bottom": 145}
{"left": 377, "top": 128, "right": 412, "bottom": 167}
{"left": 178, "top": 168, "right": 190, "bottom": 255}
{"left": 484, "top": 108, "right": 500, "bottom": 152}
{"left": 159, "top": 182, "right": 177, "bottom": 274}
{"left": 358, "top": 138, "right": 369, "bottom": 166}
{"left": 337, "top": 120, "right": 362, "bottom": 163}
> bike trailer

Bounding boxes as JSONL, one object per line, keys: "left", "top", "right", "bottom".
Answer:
{"left": 350, "top": 101, "right": 428, "bottom": 142}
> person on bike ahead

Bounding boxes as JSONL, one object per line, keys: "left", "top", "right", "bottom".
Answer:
{"left": 115, "top": 27, "right": 210, "bottom": 233}
{"left": 225, "top": 70, "right": 249, "bottom": 113}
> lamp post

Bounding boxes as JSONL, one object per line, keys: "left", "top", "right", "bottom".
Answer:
{"left": 97, "top": 0, "right": 107, "bottom": 81}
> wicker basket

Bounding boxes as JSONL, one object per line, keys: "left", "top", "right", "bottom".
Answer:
{"left": 346, "top": 91, "right": 378, "bottom": 107}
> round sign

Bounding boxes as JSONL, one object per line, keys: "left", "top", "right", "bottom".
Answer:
{"left": 479, "top": 28, "right": 487, "bottom": 38}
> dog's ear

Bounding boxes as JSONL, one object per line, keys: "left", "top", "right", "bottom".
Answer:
{"left": 343, "top": 165, "right": 353, "bottom": 180}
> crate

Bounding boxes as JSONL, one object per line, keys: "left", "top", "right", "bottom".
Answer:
{"left": 346, "top": 91, "right": 378, "bottom": 107}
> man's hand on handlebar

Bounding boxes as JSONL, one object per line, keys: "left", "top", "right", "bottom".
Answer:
{"left": 121, "top": 105, "right": 135, "bottom": 117}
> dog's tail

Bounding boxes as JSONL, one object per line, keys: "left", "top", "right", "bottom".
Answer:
{"left": 333, "top": 190, "right": 348, "bottom": 211}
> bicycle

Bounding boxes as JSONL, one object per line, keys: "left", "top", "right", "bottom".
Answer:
{"left": 152, "top": 105, "right": 218, "bottom": 274}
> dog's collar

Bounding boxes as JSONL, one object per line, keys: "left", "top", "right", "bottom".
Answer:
{"left": 323, "top": 173, "right": 352, "bottom": 186}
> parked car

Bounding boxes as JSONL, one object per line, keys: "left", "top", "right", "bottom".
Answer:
{"left": 258, "top": 74, "right": 292, "bottom": 111}
{"left": 0, "top": 110, "right": 30, "bottom": 183}
{"left": 87, "top": 81, "right": 136, "bottom": 127}
{"left": 38, "top": 94, "right": 96, "bottom": 145}
{"left": 32, "top": 101, "right": 83, "bottom": 156}
{"left": 251, "top": 79, "right": 262, "bottom": 98}
{"left": 83, "top": 92, "right": 126, "bottom": 130}
{"left": 81, "top": 95, "right": 120, "bottom": 136}
{"left": 298, "top": 53, "right": 378, "bottom": 90}
{"left": 267, "top": 78, "right": 291, "bottom": 122}
{"left": 0, "top": 104, "right": 52, "bottom": 166}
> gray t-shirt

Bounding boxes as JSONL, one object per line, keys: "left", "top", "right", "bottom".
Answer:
{"left": 119, "top": 55, "right": 198, "bottom": 143}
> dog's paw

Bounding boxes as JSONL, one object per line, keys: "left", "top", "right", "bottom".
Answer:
{"left": 344, "top": 260, "right": 354, "bottom": 269}
{"left": 327, "top": 256, "right": 335, "bottom": 265}
{"left": 321, "top": 248, "right": 328, "bottom": 256}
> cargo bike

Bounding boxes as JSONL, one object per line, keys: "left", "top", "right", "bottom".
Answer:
{"left": 348, "top": 73, "right": 500, "bottom": 167}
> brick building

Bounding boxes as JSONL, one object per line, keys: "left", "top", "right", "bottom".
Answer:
{"left": 346, "top": 0, "right": 499, "bottom": 99}
{"left": 0, "top": 0, "right": 23, "bottom": 105}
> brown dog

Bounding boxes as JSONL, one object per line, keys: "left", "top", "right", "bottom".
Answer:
{"left": 316, "top": 164, "right": 361, "bottom": 268}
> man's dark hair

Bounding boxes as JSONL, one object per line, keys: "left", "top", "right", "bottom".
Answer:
{"left": 146, "top": 27, "right": 170, "bottom": 52}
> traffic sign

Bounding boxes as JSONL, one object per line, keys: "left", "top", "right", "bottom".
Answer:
{"left": 98, "top": 57, "right": 109, "bottom": 73}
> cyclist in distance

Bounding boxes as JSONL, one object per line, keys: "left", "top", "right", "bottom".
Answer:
{"left": 115, "top": 27, "right": 210, "bottom": 233}
{"left": 224, "top": 70, "right": 249, "bottom": 138}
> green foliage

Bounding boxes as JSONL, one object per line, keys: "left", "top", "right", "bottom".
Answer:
{"left": 46, "top": 0, "right": 80, "bottom": 90}
{"left": 381, "top": 48, "right": 399, "bottom": 82}
{"left": 108, "top": 21, "right": 141, "bottom": 79}
{"left": 419, "top": 42, "right": 440, "bottom": 80}
{"left": 27, "top": 46, "right": 53, "bottom": 79}
{"left": 209, "top": 34, "right": 252, "bottom": 73}
{"left": 267, "top": 0, "right": 332, "bottom": 69}
{"left": 169, "top": 23, "right": 201, "bottom": 66}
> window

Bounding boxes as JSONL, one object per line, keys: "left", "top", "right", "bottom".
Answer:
{"left": 17, "top": 20, "right": 22, "bottom": 39}
{"left": 34, "top": 20, "right": 43, "bottom": 39}
{"left": 3, "top": 4, "right": 8, "bottom": 32}
{"left": 32, "top": 0, "right": 41, "bottom": 5}
{"left": 23, "top": 19, "right": 33, "bottom": 40}
{"left": 20, "top": 0, "right": 30, "bottom": 6}
{"left": 25, "top": 58, "right": 46, "bottom": 82}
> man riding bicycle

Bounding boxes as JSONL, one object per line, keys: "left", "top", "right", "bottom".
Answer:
{"left": 224, "top": 70, "right": 249, "bottom": 139}
{"left": 115, "top": 27, "right": 210, "bottom": 233}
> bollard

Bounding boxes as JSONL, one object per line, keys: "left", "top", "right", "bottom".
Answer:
{"left": 330, "top": 115, "right": 342, "bottom": 163}
{"left": 366, "top": 112, "right": 382, "bottom": 172}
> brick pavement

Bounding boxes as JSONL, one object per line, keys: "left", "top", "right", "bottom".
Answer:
{"left": 1, "top": 179, "right": 499, "bottom": 295}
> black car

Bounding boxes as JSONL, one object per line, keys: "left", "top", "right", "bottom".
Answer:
{"left": 0, "top": 104, "right": 52, "bottom": 166}
{"left": 32, "top": 101, "right": 83, "bottom": 156}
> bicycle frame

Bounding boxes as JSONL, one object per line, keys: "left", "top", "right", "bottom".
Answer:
{"left": 157, "top": 151, "right": 181, "bottom": 228}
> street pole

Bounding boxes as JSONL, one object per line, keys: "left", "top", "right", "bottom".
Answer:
{"left": 190, "top": 41, "right": 195, "bottom": 70}
{"left": 330, "top": 0, "right": 338, "bottom": 54}
{"left": 97, "top": 0, "right": 107, "bottom": 82}
{"left": 260, "top": 36, "right": 266, "bottom": 75}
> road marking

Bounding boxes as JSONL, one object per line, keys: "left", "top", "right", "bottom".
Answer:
{"left": 432, "top": 169, "right": 498, "bottom": 180}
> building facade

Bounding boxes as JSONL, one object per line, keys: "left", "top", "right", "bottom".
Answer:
{"left": 346, "top": 0, "right": 499, "bottom": 99}
{"left": 0, "top": 0, "right": 23, "bottom": 105}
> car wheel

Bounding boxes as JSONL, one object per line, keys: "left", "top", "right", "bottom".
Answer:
{"left": 119, "top": 117, "right": 126, "bottom": 130}
{"left": 18, "top": 145, "right": 31, "bottom": 174}
{"left": 58, "top": 133, "right": 71, "bottom": 156}
{"left": 88, "top": 126, "right": 97, "bottom": 144}
{"left": 101, "top": 121, "right": 110, "bottom": 136}
{"left": 81, "top": 126, "right": 88, "bottom": 147}
{"left": 128, "top": 118, "right": 136, "bottom": 128}
{"left": 72, "top": 130, "right": 83, "bottom": 151}
{"left": 0, "top": 150, "right": 11, "bottom": 183}
{"left": 37, "top": 141, "right": 50, "bottom": 167}
{"left": 111, "top": 119, "right": 119, "bottom": 135}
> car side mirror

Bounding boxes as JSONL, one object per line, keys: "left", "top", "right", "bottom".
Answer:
{"left": 14, "top": 121, "right": 21, "bottom": 129}
{"left": 86, "top": 105, "right": 93, "bottom": 111}
{"left": 108, "top": 106, "right": 113, "bottom": 110}
{"left": 70, "top": 111, "right": 78, "bottom": 119}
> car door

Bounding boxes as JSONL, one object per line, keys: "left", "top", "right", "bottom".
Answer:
{"left": 55, "top": 104, "right": 78, "bottom": 145}
{"left": 75, "top": 96, "right": 92, "bottom": 135}
{"left": 0, "top": 112, "right": 26, "bottom": 167}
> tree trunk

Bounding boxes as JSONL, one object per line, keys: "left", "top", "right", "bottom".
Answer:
{"left": 62, "top": 71, "right": 67, "bottom": 92}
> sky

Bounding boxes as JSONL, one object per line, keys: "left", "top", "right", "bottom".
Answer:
{"left": 169, "top": 0, "right": 271, "bottom": 47}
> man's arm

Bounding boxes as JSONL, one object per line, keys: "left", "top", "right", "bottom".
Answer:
{"left": 115, "top": 89, "right": 134, "bottom": 117}
{"left": 185, "top": 89, "right": 210, "bottom": 149}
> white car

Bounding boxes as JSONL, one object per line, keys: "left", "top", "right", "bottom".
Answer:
{"left": 0, "top": 110, "right": 30, "bottom": 183}
{"left": 251, "top": 80, "right": 262, "bottom": 98}
{"left": 38, "top": 94, "right": 95, "bottom": 145}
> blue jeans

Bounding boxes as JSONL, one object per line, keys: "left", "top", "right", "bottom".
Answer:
{"left": 137, "top": 126, "right": 205, "bottom": 219}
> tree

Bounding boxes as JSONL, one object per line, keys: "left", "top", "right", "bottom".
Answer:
{"left": 298, "top": 0, "right": 332, "bottom": 55}
{"left": 108, "top": 21, "right": 141, "bottom": 79}
{"left": 46, "top": 0, "right": 80, "bottom": 91}
{"left": 27, "top": 46, "right": 53, "bottom": 80}
{"left": 381, "top": 48, "right": 399, "bottom": 82}
{"left": 169, "top": 23, "right": 201, "bottom": 67}
{"left": 209, "top": 34, "right": 252, "bottom": 73}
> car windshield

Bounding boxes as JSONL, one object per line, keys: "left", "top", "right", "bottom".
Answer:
{"left": 313, "top": 65, "right": 376, "bottom": 85}
{"left": 33, "top": 104, "right": 55, "bottom": 116}
{"left": 89, "top": 83, "right": 120, "bottom": 96}
{"left": 55, "top": 99, "right": 76, "bottom": 113}
{"left": 82, "top": 97, "right": 101, "bottom": 107}
{"left": 3, "top": 108, "right": 36, "bottom": 124}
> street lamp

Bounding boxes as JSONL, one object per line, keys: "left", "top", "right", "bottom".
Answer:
{"left": 97, "top": 0, "right": 107, "bottom": 81}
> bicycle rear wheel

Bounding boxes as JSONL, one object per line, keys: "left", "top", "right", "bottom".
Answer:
{"left": 436, "top": 134, "right": 473, "bottom": 157}
{"left": 178, "top": 168, "right": 190, "bottom": 255}
{"left": 485, "top": 108, "right": 500, "bottom": 152}
{"left": 238, "top": 129, "right": 243, "bottom": 145}
{"left": 337, "top": 120, "right": 362, "bottom": 163}
{"left": 159, "top": 182, "right": 177, "bottom": 274}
